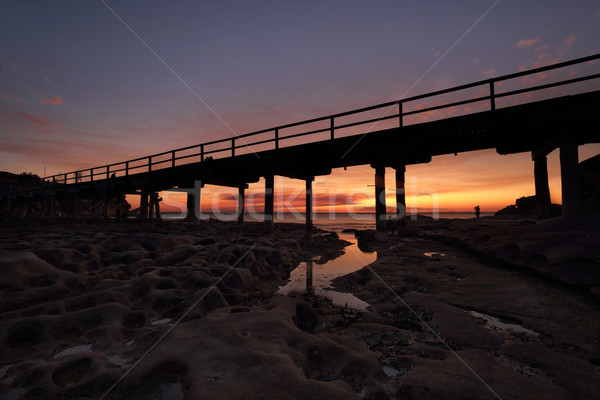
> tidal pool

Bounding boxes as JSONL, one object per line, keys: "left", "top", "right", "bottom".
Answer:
{"left": 278, "top": 232, "right": 376, "bottom": 310}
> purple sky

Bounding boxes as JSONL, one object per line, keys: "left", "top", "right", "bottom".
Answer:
{"left": 1, "top": 1, "right": 599, "bottom": 210}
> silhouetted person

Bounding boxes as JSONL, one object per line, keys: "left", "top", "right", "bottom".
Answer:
{"left": 474, "top": 205, "right": 481, "bottom": 218}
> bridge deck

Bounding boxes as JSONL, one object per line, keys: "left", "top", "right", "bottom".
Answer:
{"left": 13, "top": 90, "right": 599, "bottom": 200}
{"left": 2, "top": 54, "right": 600, "bottom": 205}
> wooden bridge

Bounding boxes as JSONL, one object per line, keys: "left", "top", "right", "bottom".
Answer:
{"left": 2, "top": 54, "right": 600, "bottom": 232}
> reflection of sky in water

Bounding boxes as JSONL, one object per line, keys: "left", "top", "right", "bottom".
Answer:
{"left": 52, "top": 344, "right": 92, "bottom": 359}
{"left": 469, "top": 311, "right": 539, "bottom": 336}
{"left": 278, "top": 232, "right": 376, "bottom": 310}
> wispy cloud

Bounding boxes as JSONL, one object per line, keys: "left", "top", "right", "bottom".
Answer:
{"left": 517, "top": 34, "right": 577, "bottom": 84}
{"left": 483, "top": 68, "right": 495, "bottom": 78}
{"left": 0, "top": 90, "right": 28, "bottom": 105}
{"left": 515, "top": 38, "right": 539, "bottom": 48}
{"left": 16, "top": 111, "right": 52, "bottom": 126}
{"left": 1, "top": 111, "right": 64, "bottom": 137}
{"left": 0, "top": 54, "right": 24, "bottom": 75}
{"left": 563, "top": 33, "right": 576, "bottom": 47}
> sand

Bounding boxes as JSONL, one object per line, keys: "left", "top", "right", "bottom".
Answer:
{"left": 0, "top": 215, "right": 599, "bottom": 399}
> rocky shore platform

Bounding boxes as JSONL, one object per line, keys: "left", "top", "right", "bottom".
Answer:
{"left": 1, "top": 215, "right": 599, "bottom": 399}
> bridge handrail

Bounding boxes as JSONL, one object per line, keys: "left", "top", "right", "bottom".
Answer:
{"left": 42, "top": 53, "right": 600, "bottom": 185}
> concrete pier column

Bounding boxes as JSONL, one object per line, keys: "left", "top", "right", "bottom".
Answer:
{"left": 18, "top": 199, "right": 31, "bottom": 220}
{"left": 560, "top": 138, "right": 582, "bottom": 216}
{"left": 2, "top": 198, "right": 13, "bottom": 219}
{"left": 48, "top": 196, "right": 55, "bottom": 218}
{"left": 533, "top": 154, "right": 552, "bottom": 220}
{"left": 264, "top": 174, "right": 274, "bottom": 233}
{"left": 238, "top": 185, "right": 245, "bottom": 224}
{"left": 139, "top": 192, "right": 149, "bottom": 220}
{"left": 102, "top": 194, "right": 110, "bottom": 218}
{"left": 306, "top": 177, "right": 313, "bottom": 235}
{"left": 150, "top": 193, "right": 160, "bottom": 219}
{"left": 374, "top": 165, "right": 387, "bottom": 233}
{"left": 61, "top": 197, "right": 69, "bottom": 218}
{"left": 68, "top": 195, "right": 77, "bottom": 218}
{"left": 186, "top": 193, "right": 197, "bottom": 222}
{"left": 186, "top": 181, "right": 203, "bottom": 223}
{"left": 40, "top": 196, "right": 49, "bottom": 218}
{"left": 94, "top": 194, "right": 107, "bottom": 218}
{"left": 395, "top": 166, "right": 407, "bottom": 227}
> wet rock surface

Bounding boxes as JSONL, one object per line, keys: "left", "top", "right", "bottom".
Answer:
{"left": 1, "top": 215, "right": 599, "bottom": 399}
{"left": 0, "top": 220, "right": 392, "bottom": 399}
{"left": 334, "top": 214, "right": 600, "bottom": 399}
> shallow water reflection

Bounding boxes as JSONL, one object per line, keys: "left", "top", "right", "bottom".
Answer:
{"left": 278, "top": 232, "right": 376, "bottom": 310}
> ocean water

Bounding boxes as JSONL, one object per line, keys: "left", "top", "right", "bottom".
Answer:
{"left": 162, "top": 211, "right": 494, "bottom": 230}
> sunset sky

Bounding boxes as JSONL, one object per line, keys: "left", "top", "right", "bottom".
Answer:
{"left": 1, "top": 1, "right": 599, "bottom": 214}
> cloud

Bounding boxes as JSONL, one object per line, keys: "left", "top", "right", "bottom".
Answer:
{"left": 42, "top": 76, "right": 51, "bottom": 84}
{"left": 483, "top": 68, "right": 495, "bottom": 78}
{"left": 430, "top": 48, "right": 441, "bottom": 57}
{"left": 1, "top": 111, "right": 64, "bottom": 136}
{"left": 39, "top": 94, "right": 63, "bottom": 106}
{"left": 0, "top": 55, "right": 24, "bottom": 75}
{"left": 16, "top": 111, "right": 51, "bottom": 126}
{"left": 0, "top": 90, "right": 28, "bottom": 104}
{"left": 515, "top": 38, "right": 539, "bottom": 48}
{"left": 563, "top": 34, "right": 576, "bottom": 47}
{"left": 22, "top": 86, "right": 63, "bottom": 106}
{"left": 518, "top": 34, "right": 577, "bottom": 84}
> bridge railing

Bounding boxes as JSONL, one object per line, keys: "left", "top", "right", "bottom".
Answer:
{"left": 43, "top": 53, "right": 600, "bottom": 186}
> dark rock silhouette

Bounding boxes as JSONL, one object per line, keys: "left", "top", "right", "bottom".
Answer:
{"left": 495, "top": 196, "right": 562, "bottom": 218}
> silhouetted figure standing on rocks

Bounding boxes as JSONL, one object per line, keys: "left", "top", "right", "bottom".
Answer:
{"left": 474, "top": 205, "right": 481, "bottom": 218}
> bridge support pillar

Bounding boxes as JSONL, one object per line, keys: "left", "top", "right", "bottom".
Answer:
{"left": 93, "top": 196, "right": 102, "bottom": 218}
{"left": 186, "top": 193, "right": 196, "bottom": 223}
{"left": 18, "top": 199, "right": 32, "bottom": 220}
{"left": 560, "top": 138, "right": 582, "bottom": 216}
{"left": 48, "top": 196, "right": 55, "bottom": 218}
{"left": 395, "top": 166, "right": 407, "bottom": 228}
{"left": 306, "top": 177, "right": 314, "bottom": 235}
{"left": 374, "top": 165, "right": 387, "bottom": 233}
{"left": 264, "top": 174, "right": 274, "bottom": 233}
{"left": 238, "top": 186, "right": 245, "bottom": 224}
{"left": 67, "top": 195, "right": 77, "bottom": 218}
{"left": 139, "top": 192, "right": 149, "bottom": 220}
{"left": 150, "top": 193, "right": 161, "bottom": 220}
{"left": 95, "top": 194, "right": 109, "bottom": 219}
{"left": 533, "top": 154, "right": 552, "bottom": 220}
{"left": 40, "top": 196, "right": 53, "bottom": 218}
{"left": 185, "top": 193, "right": 196, "bottom": 222}
{"left": 1, "top": 198, "right": 13, "bottom": 219}
{"left": 186, "top": 180, "right": 204, "bottom": 223}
